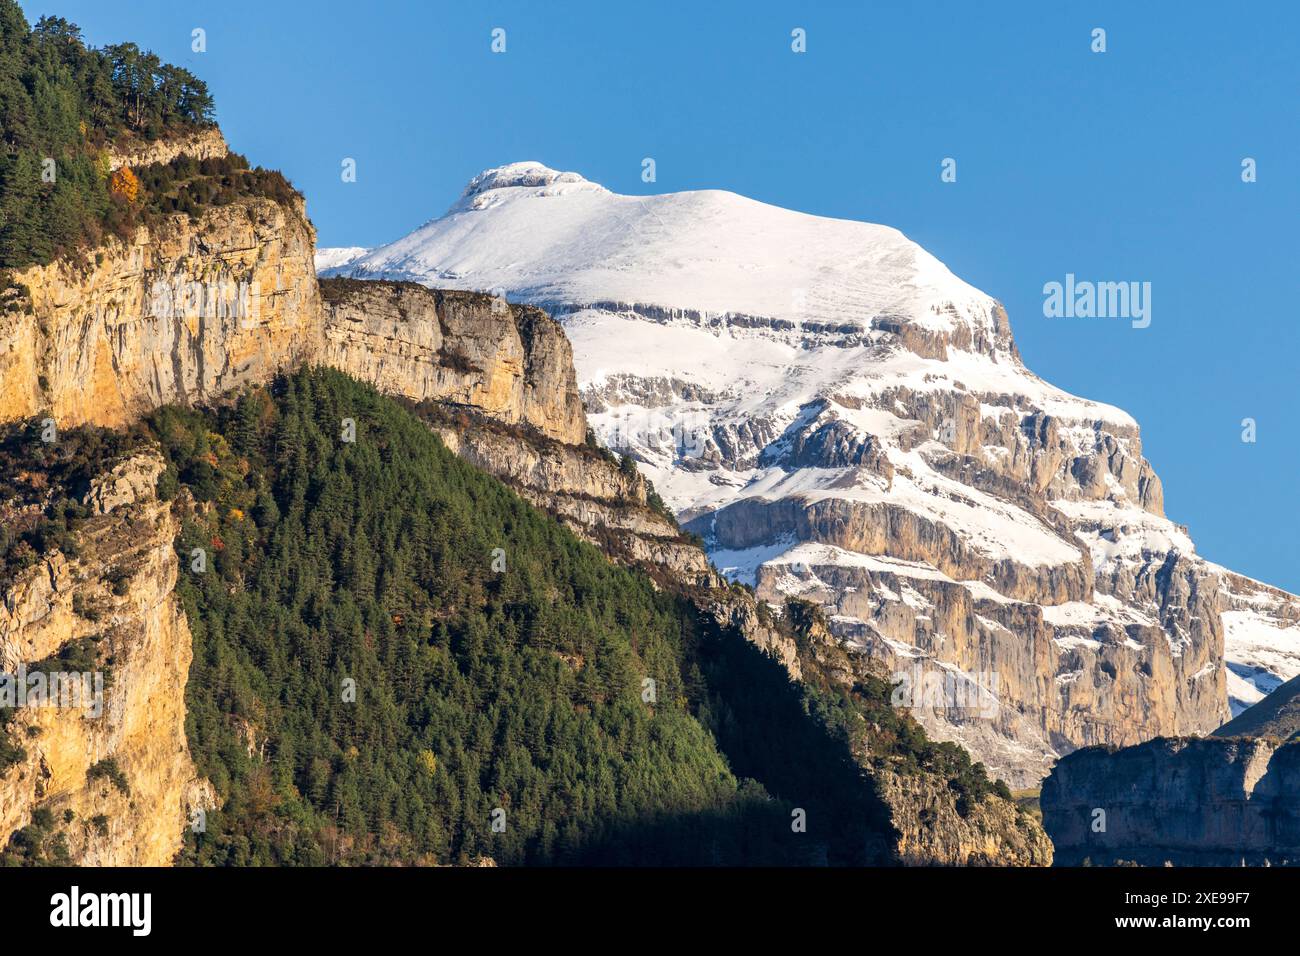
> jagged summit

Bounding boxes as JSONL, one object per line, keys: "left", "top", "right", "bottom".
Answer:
{"left": 451, "top": 161, "right": 604, "bottom": 211}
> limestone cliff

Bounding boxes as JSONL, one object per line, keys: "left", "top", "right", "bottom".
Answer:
{"left": 105, "top": 127, "right": 229, "bottom": 173}
{"left": 791, "top": 604, "right": 1051, "bottom": 865}
{"left": 434, "top": 416, "right": 714, "bottom": 583}
{"left": 0, "top": 192, "right": 321, "bottom": 428}
{"left": 1041, "top": 673, "right": 1300, "bottom": 866}
{"left": 689, "top": 389, "right": 1229, "bottom": 789}
{"left": 320, "top": 278, "right": 585, "bottom": 445}
{"left": 1041, "top": 735, "right": 1300, "bottom": 866}
{"left": 0, "top": 126, "right": 305, "bottom": 865}
{"left": 0, "top": 451, "right": 205, "bottom": 865}
{"left": 318, "top": 278, "right": 707, "bottom": 583}
{"left": 881, "top": 769, "right": 1051, "bottom": 866}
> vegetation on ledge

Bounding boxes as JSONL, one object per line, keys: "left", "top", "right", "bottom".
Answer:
{"left": 0, "top": 2, "right": 295, "bottom": 271}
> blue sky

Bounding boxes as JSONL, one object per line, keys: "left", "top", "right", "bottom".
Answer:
{"left": 23, "top": 0, "right": 1300, "bottom": 591}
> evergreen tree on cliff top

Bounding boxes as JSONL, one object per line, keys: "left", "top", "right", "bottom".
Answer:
{"left": 0, "top": 0, "right": 214, "bottom": 267}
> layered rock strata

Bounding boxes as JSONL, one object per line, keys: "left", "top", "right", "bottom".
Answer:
{"left": 0, "top": 452, "right": 205, "bottom": 865}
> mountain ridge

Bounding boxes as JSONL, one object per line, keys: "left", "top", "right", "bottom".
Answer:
{"left": 320, "top": 160, "right": 1300, "bottom": 785}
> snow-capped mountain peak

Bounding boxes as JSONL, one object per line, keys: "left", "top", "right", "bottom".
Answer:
{"left": 320, "top": 162, "right": 1300, "bottom": 785}
{"left": 450, "top": 160, "right": 607, "bottom": 212}
{"left": 325, "top": 161, "right": 1013, "bottom": 355}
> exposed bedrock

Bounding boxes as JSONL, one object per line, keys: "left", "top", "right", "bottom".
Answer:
{"left": 1042, "top": 736, "right": 1300, "bottom": 866}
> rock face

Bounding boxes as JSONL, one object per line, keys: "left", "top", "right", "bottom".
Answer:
{"left": 0, "top": 128, "right": 310, "bottom": 866}
{"left": 320, "top": 278, "right": 585, "bottom": 445}
{"left": 105, "top": 127, "right": 229, "bottom": 172}
{"left": 0, "top": 452, "right": 204, "bottom": 865}
{"left": 434, "top": 416, "right": 714, "bottom": 584}
{"left": 319, "top": 278, "right": 715, "bottom": 586}
{"left": 791, "top": 610, "right": 1052, "bottom": 865}
{"left": 0, "top": 193, "right": 321, "bottom": 429}
{"left": 880, "top": 767, "right": 1051, "bottom": 866}
{"left": 1041, "top": 735, "right": 1300, "bottom": 866}
{"left": 1040, "top": 673, "right": 1300, "bottom": 866}
{"left": 318, "top": 160, "right": 1296, "bottom": 788}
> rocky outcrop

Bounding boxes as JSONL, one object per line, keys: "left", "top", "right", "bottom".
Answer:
{"left": 765, "top": 557, "right": 1220, "bottom": 787}
{"left": 0, "top": 452, "right": 204, "bottom": 865}
{"left": 1040, "top": 673, "right": 1300, "bottom": 866}
{"left": 880, "top": 768, "right": 1051, "bottom": 865}
{"left": 1041, "top": 735, "right": 1300, "bottom": 866}
{"left": 0, "top": 194, "right": 321, "bottom": 429}
{"left": 321, "top": 279, "right": 585, "bottom": 445}
{"left": 432, "top": 414, "right": 713, "bottom": 583}
{"left": 316, "top": 278, "right": 702, "bottom": 582}
{"left": 105, "top": 127, "right": 229, "bottom": 172}
{"left": 789, "top": 608, "right": 1050, "bottom": 864}
{"left": 0, "top": 128, "right": 296, "bottom": 867}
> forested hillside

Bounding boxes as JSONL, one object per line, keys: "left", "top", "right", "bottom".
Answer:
{"left": 0, "top": 365, "right": 1024, "bottom": 865}
{"left": 156, "top": 368, "right": 817, "bottom": 864}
